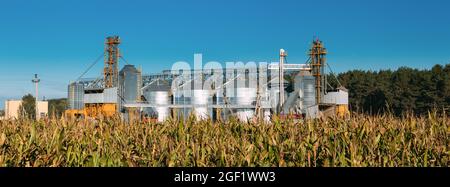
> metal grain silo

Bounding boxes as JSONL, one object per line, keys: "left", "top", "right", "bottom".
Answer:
{"left": 191, "top": 89, "right": 211, "bottom": 120}
{"left": 119, "top": 65, "right": 140, "bottom": 111}
{"left": 235, "top": 87, "right": 256, "bottom": 122}
{"left": 142, "top": 80, "right": 171, "bottom": 122}
{"left": 302, "top": 76, "right": 316, "bottom": 110}
{"left": 68, "top": 82, "right": 84, "bottom": 109}
{"left": 145, "top": 91, "right": 170, "bottom": 122}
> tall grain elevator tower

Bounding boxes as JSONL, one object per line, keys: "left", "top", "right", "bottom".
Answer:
{"left": 309, "top": 39, "right": 327, "bottom": 104}
{"left": 104, "top": 36, "right": 121, "bottom": 88}
{"left": 66, "top": 36, "right": 122, "bottom": 119}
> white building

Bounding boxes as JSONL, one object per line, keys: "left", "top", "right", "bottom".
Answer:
{"left": 4, "top": 100, "right": 48, "bottom": 120}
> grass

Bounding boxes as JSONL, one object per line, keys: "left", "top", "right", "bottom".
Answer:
{"left": 0, "top": 112, "right": 448, "bottom": 167}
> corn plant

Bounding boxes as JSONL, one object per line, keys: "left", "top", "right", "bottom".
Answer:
{"left": 0, "top": 112, "right": 448, "bottom": 167}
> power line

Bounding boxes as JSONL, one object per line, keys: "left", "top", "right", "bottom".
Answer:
{"left": 327, "top": 63, "right": 342, "bottom": 88}
{"left": 120, "top": 56, "right": 130, "bottom": 65}
{"left": 76, "top": 52, "right": 105, "bottom": 82}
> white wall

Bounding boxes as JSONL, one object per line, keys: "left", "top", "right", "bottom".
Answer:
{"left": 5, "top": 100, "right": 22, "bottom": 119}
{"left": 4, "top": 100, "right": 48, "bottom": 120}
{"left": 323, "top": 90, "right": 349, "bottom": 105}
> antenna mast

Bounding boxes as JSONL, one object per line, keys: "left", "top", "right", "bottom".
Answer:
{"left": 32, "top": 74, "right": 40, "bottom": 120}
{"left": 279, "top": 49, "right": 287, "bottom": 113}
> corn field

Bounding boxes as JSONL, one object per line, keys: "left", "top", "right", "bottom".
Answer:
{"left": 0, "top": 113, "right": 448, "bottom": 167}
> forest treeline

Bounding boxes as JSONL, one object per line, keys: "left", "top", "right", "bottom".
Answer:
{"left": 330, "top": 64, "right": 450, "bottom": 116}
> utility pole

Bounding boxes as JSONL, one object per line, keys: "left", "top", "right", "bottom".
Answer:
{"left": 279, "top": 49, "right": 287, "bottom": 114}
{"left": 32, "top": 74, "right": 40, "bottom": 120}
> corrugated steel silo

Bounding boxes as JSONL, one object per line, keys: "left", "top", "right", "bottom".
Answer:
{"left": 119, "top": 65, "right": 140, "bottom": 111}
{"left": 68, "top": 82, "right": 84, "bottom": 109}
{"left": 235, "top": 87, "right": 256, "bottom": 122}
{"left": 145, "top": 91, "right": 170, "bottom": 122}
{"left": 302, "top": 76, "right": 316, "bottom": 110}
{"left": 192, "top": 90, "right": 211, "bottom": 120}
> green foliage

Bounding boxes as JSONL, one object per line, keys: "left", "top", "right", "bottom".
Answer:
{"left": 48, "top": 98, "right": 68, "bottom": 118}
{"left": 333, "top": 64, "right": 450, "bottom": 116}
{"left": 19, "top": 94, "right": 36, "bottom": 120}
{"left": 0, "top": 114, "right": 448, "bottom": 167}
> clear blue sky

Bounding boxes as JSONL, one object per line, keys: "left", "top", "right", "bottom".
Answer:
{"left": 0, "top": 0, "right": 449, "bottom": 108}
